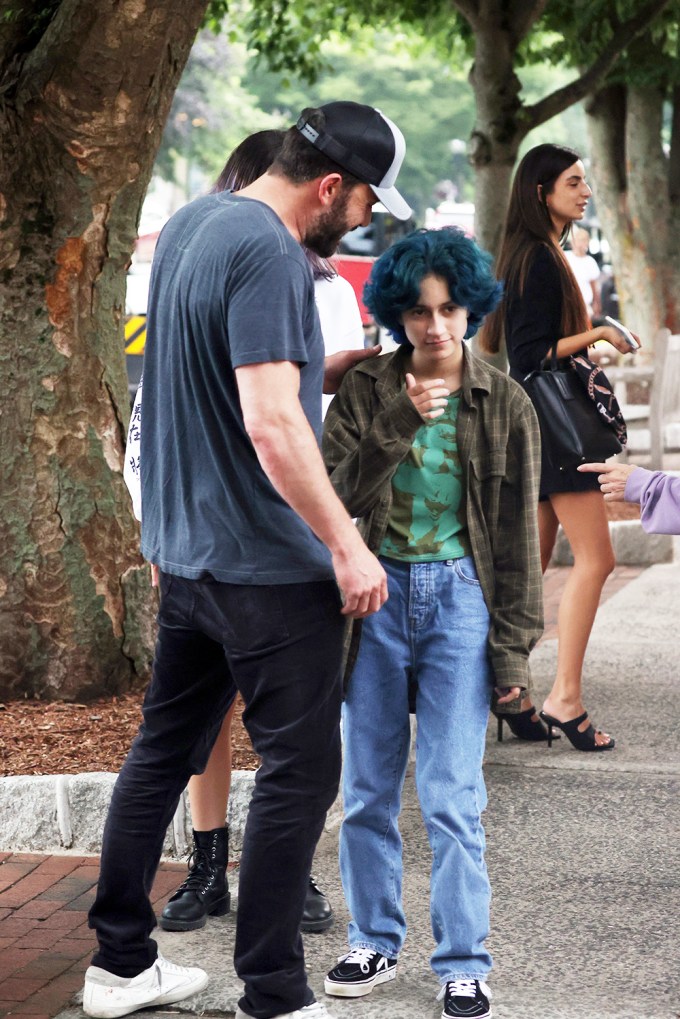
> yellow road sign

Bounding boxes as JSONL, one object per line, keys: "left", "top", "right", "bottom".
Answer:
{"left": 125, "top": 315, "right": 146, "bottom": 354}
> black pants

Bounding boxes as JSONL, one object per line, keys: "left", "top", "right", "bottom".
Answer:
{"left": 88, "top": 572, "right": 344, "bottom": 1019}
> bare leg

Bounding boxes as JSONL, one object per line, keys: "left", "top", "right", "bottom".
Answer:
{"left": 538, "top": 498, "right": 559, "bottom": 575}
{"left": 542, "top": 490, "right": 615, "bottom": 746}
{"left": 188, "top": 699, "right": 236, "bottom": 830}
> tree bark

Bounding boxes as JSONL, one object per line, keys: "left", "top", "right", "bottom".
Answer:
{"left": 586, "top": 83, "right": 680, "bottom": 344}
{"left": 0, "top": 0, "right": 208, "bottom": 700}
{"left": 460, "top": 0, "right": 672, "bottom": 367}
{"left": 466, "top": 3, "right": 526, "bottom": 258}
{"left": 463, "top": 0, "right": 671, "bottom": 261}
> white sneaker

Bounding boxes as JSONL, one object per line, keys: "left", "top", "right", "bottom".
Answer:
{"left": 235, "top": 1001, "right": 335, "bottom": 1019}
{"left": 82, "top": 953, "right": 209, "bottom": 1018}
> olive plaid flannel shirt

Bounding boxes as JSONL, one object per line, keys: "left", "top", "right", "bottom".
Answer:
{"left": 322, "top": 344, "right": 544, "bottom": 697}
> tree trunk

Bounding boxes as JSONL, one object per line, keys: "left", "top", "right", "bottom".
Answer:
{"left": 458, "top": 0, "right": 670, "bottom": 367}
{"left": 467, "top": 11, "right": 525, "bottom": 258}
{"left": 465, "top": 7, "right": 528, "bottom": 365}
{"left": 586, "top": 83, "right": 680, "bottom": 345}
{"left": 0, "top": 0, "right": 208, "bottom": 700}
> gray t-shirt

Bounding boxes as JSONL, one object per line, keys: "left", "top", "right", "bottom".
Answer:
{"left": 140, "top": 192, "right": 333, "bottom": 584}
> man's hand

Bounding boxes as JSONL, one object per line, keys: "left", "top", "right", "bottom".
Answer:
{"left": 237, "top": 359, "right": 388, "bottom": 619}
{"left": 324, "top": 345, "right": 382, "bottom": 395}
{"left": 332, "top": 539, "right": 388, "bottom": 619}
{"left": 405, "top": 372, "right": 450, "bottom": 420}
{"left": 578, "top": 461, "right": 638, "bottom": 501}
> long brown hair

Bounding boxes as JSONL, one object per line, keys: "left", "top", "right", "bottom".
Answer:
{"left": 480, "top": 143, "right": 590, "bottom": 354}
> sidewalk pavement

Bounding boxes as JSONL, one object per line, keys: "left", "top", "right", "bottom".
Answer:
{"left": 2, "top": 562, "right": 679, "bottom": 1019}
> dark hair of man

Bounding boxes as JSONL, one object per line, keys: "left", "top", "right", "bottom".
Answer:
{"left": 269, "top": 108, "right": 361, "bottom": 191}
{"left": 211, "top": 127, "right": 335, "bottom": 280}
{"left": 364, "top": 227, "right": 502, "bottom": 350}
{"left": 480, "top": 143, "right": 590, "bottom": 355}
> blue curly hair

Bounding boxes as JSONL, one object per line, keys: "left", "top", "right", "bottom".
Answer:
{"left": 364, "top": 227, "right": 502, "bottom": 348}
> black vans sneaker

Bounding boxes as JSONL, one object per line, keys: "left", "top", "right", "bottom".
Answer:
{"left": 324, "top": 947, "right": 397, "bottom": 997}
{"left": 438, "top": 979, "right": 492, "bottom": 1018}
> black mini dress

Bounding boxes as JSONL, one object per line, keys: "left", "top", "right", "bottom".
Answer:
{"left": 504, "top": 244, "right": 600, "bottom": 500}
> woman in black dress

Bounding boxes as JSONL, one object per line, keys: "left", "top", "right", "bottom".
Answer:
{"left": 481, "top": 143, "right": 637, "bottom": 751}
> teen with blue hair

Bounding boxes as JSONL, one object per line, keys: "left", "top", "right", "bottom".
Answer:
{"left": 322, "top": 227, "right": 543, "bottom": 1019}
{"left": 364, "top": 226, "right": 501, "bottom": 344}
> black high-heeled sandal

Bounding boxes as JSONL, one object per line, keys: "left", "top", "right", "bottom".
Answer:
{"left": 496, "top": 707, "right": 558, "bottom": 743}
{"left": 539, "top": 710, "right": 615, "bottom": 752}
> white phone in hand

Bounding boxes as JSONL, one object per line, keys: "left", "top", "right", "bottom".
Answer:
{"left": 604, "top": 315, "right": 639, "bottom": 351}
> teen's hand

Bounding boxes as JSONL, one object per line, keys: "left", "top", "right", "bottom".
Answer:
{"left": 405, "top": 373, "right": 450, "bottom": 420}
{"left": 495, "top": 685, "right": 522, "bottom": 705}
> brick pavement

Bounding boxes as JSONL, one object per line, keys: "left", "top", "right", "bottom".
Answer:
{"left": 0, "top": 852, "right": 185, "bottom": 1019}
{"left": 0, "top": 564, "right": 647, "bottom": 1019}
{"left": 541, "top": 562, "right": 645, "bottom": 642}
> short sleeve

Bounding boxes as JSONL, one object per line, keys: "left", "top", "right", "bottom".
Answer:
{"left": 585, "top": 255, "right": 601, "bottom": 283}
{"left": 227, "top": 253, "right": 318, "bottom": 369}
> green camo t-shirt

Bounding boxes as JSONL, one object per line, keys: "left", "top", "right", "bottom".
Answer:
{"left": 380, "top": 391, "right": 470, "bottom": 562}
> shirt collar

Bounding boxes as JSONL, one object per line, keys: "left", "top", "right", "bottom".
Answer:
{"left": 356, "top": 342, "right": 494, "bottom": 404}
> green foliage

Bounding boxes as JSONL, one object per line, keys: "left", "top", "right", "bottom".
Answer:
{"left": 205, "top": 0, "right": 231, "bottom": 30}
{"left": 517, "top": 65, "right": 588, "bottom": 156}
{"left": 163, "top": 7, "right": 594, "bottom": 213}
{"left": 541, "top": 0, "right": 680, "bottom": 90}
{"left": 205, "top": 0, "right": 471, "bottom": 83}
{"left": 154, "top": 30, "right": 285, "bottom": 192}
{"left": 245, "top": 30, "right": 476, "bottom": 214}
{"left": 241, "top": 1, "right": 331, "bottom": 81}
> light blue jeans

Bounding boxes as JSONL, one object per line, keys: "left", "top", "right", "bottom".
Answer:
{"left": 339, "top": 556, "right": 493, "bottom": 983}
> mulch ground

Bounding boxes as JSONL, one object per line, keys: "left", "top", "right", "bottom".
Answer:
{"left": 0, "top": 694, "right": 259, "bottom": 777}
{"left": 0, "top": 501, "right": 640, "bottom": 779}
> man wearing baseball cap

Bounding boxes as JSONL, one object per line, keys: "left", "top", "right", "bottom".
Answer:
{"left": 84, "top": 103, "right": 410, "bottom": 1019}
{"left": 295, "top": 102, "right": 411, "bottom": 221}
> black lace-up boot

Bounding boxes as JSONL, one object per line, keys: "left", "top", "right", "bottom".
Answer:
{"left": 159, "top": 826, "right": 230, "bottom": 931}
{"left": 301, "top": 875, "right": 334, "bottom": 932}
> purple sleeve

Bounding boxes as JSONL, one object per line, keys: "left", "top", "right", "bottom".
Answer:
{"left": 625, "top": 467, "right": 680, "bottom": 534}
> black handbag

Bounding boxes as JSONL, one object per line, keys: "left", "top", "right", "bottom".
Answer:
{"left": 524, "top": 349, "right": 622, "bottom": 470}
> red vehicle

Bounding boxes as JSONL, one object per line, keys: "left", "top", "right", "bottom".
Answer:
{"left": 333, "top": 205, "right": 415, "bottom": 326}
{"left": 331, "top": 253, "right": 375, "bottom": 326}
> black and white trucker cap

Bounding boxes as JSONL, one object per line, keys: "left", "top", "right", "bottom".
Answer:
{"left": 296, "top": 101, "right": 412, "bottom": 221}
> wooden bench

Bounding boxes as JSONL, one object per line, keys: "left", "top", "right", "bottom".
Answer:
{"left": 607, "top": 328, "right": 680, "bottom": 468}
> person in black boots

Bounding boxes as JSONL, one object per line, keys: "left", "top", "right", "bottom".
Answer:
{"left": 160, "top": 823, "right": 332, "bottom": 933}
{"left": 159, "top": 827, "right": 231, "bottom": 931}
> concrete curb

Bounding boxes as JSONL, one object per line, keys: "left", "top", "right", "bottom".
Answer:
{"left": 0, "top": 769, "right": 256, "bottom": 859}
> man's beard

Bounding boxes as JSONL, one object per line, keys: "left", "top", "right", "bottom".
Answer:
{"left": 302, "top": 186, "right": 354, "bottom": 258}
